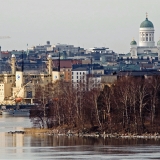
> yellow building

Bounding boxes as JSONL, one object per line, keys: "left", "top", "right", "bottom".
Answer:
{"left": 0, "top": 54, "right": 60, "bottom": 105}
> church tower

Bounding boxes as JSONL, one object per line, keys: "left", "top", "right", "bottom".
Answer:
{"left": 139, "top": 13, "right": 155, "bottom": 47}
{"left": 11, "top": 54, "right": 16, "bottom": 75}
{"left": 130, "top": 39, "right": 137, "bottom": 58}
{"left": 47, "top": 54, "right": 52, "bottom": 75}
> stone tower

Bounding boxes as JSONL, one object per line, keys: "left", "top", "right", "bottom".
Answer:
{"left": 11, "top": 54, "right": 16, "bottom": 75}
{"left": 47, "top": 54, "right": 52, "bottom": 75}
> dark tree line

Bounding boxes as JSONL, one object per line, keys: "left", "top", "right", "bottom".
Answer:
{"left": 30, "top": 76, "right": 160, "bottom": 134}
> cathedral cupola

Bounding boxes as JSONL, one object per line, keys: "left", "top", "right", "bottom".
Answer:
{"left": 140, "top": 17, "right": 154, "bottom": 28}
{"left": 139, "top": 13, "right": 155, "bottom": 47}
{"left": 130, "top": 39, "right": 137, "bottom": 45}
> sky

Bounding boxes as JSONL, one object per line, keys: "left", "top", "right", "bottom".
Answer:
{"left": 0, "top": 0, "right": 159, "bottom": 53}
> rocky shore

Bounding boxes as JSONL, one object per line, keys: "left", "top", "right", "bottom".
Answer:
{"left": 22, "top": 128, "right": 160, "bottom": 139}
{"left": 51, "top": 130, "right": 160, "bottom": 139}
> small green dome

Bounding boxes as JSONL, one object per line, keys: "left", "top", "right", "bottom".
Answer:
{"left": 140, "top": 18, "right": 154, "bottom": 28}
{"left": 157, "top": 40, "right": 160, "bottom": 45}
{"left": 130, "top": 40, "right": 137, "bottom": 45}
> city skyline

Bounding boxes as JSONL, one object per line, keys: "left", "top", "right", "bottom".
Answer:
{"left": 0, "top": 0, "right": 160, "bottom": 53}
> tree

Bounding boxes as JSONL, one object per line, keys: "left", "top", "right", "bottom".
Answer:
{"left": 147, "top": 76, "right": 160, "bottom": 131}
{"left": 100, "top": 85, "right": 114, "bottom": 132}
{"left": 30, "top": 83, "right": 54, "bottom": 128}
{"left": 136, "top": 78, "right": 149, "bottom": 133}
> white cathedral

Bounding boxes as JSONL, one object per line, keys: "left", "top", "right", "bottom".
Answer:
{"left": 119, "top": 14, "right": 160, "bottom": 60}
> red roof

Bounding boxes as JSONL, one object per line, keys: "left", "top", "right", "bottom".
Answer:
{"left": 53, "top": 59, "right": 82, "bottom": 68}
{"left": 1, "top": 51, "right": 9, "bottom": 54}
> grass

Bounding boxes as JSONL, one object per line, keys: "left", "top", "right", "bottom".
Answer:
{"left": 24, "top": 128, "right": 51, "bottom": 134}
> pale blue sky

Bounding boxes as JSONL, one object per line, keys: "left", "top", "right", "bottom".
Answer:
{"left": 0, "top": 0, "right": 159, "bottom": 53}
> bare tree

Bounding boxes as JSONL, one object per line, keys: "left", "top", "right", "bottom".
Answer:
{"left": 147, "top": 76, "right": 160, "bottom": 131}
{"left": 136, "top": 78, "right": 149, "bottom": 133}
{"left": 100, "top": 85, "right": 114, "bottom": 132}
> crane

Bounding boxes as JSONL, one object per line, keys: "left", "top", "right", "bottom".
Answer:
{"left": 0, "top": 36, "right": 10, "bottom": 39}
{"left": 13, "top": 81, "right": 32, "bottom": 103}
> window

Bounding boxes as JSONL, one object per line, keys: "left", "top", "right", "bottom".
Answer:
{"left": 77, "top": 76, "right": 78, "bottom": 79}
{"left": 77, "top": 72, "right": 78, "bottom": 75}
{"left": 149, "top": 37, "right": 151, "bottom": 41}
{"left": 146, "top": 37, "right": 148, "bottom": 41}
{"left": 72, "top": 72, "right": 73, "bottom": 75}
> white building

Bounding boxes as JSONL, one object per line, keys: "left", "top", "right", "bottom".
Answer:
{"left": 119, "top": 14, "right": 160, "bottom": 60}
{"left": 72, "top": 66, "right": 104, "bottom": 90}
{"left": 28, "top": 41, "right": 52, "bottom": 52}
{"left": 72, "top": 68, "right": 89, "bottom": 84}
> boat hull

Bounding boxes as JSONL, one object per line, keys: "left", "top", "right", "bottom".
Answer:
{"left": 2, "top": 109, "right": 30, "bottom": 116}
{"left": 1, "top": 110, "right": 14, "bottom": 115}
{"left": 13, "top": 109, "right": 30, "bottom": 116}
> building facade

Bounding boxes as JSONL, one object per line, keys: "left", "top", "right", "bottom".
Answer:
{"left": 119, "top": 14, "right": 160, "bottom": 60}
{"left": 0, "top": 54, "right": 60, "bottom": 105}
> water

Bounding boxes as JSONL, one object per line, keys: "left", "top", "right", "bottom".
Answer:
{"left": 0, "top": 115, "right": 160, "bottom": 159}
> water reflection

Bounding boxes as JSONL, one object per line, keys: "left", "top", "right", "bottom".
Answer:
{"left": 0, "top": 116, "right": 160, "bottom": 159}
{"left": 0, "top": 115, "right": 32, "bottom": 132}
{"left": 29, "top": 134, "right": 160, "bottom": 147}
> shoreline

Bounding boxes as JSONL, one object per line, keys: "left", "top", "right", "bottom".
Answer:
{"left": 22, "top": 128, "right": 160, "bottom": 139}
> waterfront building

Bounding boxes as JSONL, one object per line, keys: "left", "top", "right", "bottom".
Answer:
{"left": 0, "top": 54, "right": 60, "bottom": 105}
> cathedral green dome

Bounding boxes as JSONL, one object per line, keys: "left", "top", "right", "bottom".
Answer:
{"left": 130, "top": 40, "right": 137, "bottom": 45}
{"left": 140, "top": 18, "right": 154, "bottom": 28}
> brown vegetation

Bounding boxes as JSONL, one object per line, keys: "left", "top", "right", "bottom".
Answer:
{"left": 30, "top": 76, "right": 160, "bottom": 134}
